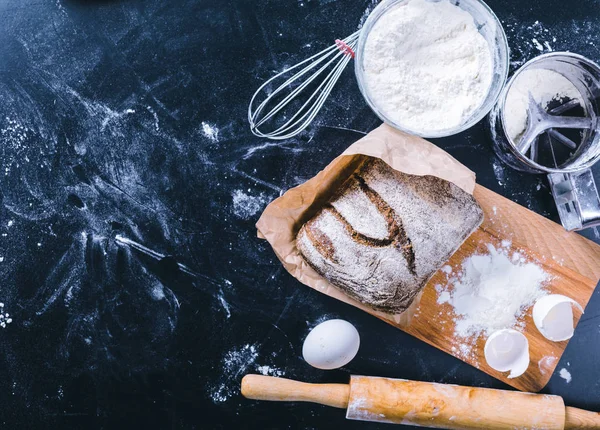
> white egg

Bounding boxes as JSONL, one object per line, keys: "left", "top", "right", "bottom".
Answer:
{"left": 484, "top": 329, "right": 529, "bottom": 378}
{"left": 532, "top": 294, "right": 584, "bottom": 342}
{"left": 302, "top": 319, "right": 360, "bottom": 370}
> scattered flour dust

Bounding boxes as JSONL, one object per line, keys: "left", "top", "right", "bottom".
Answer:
{"left": 2, "top": 117, "right": 28, "bottom": 152}
{"left": 201, "top": 121, "right": 220, "bottom": 143}
{"left": 437, "top": 242, "right": 549, "bottom": 339}
{"left": 538, "top": 355, "right": 558, "bottom": 375}
{"left": 0, "top": 303, "right": 13, "bottom": 328}
{"left": 217, "top": 289, "right": 231, "bottom": 319}
{"left": 211, "top": 344, "right": 259, "bottom": 403}
{"left": 503, "top": 20, "right": 556, "bottom": 70}
{"left": 256, "top": 365, "right": 285, "bottom": 377}
{"left": 559, "top": 367, "right": 572, "bottom": 383}
{"left": 100, "top": 108, "right": 135, "bottom": 131}
{"left": 492, "top": 161, "right": 507, "bottom": 186}
{"left": 232, "top": 189, "right": 269, "bottom": 219}
{"left": 210, "top": 344, "right": 285, "bottom": 403}
{"left": 451, "top": 343, "right": 478, "bottom": 363}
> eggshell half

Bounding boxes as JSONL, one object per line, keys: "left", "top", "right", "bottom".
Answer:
{"left": 484, "top": 329, "right": 529, "bottom": 378}
{"left": 532, "top": 294, "right": 584, "bottom": 342}
{"left": 302, "top": 319, "right": 360, "bottom": 370}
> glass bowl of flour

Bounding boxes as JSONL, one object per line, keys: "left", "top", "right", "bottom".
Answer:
{"left": 355, "top": 0, "right": 508, "bottom": 138}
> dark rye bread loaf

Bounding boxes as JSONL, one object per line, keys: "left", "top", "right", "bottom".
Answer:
{"left": 296, "top": 158, "right": 483, "bottom": 314}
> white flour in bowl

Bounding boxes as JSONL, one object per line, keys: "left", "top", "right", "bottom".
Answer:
{"left": 362, "top": 0, "right": 493, "bottom": 134}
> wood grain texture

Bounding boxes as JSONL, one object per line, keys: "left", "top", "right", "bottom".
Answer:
{"left": 473, "top": 185, "right": 600, "bottom": 282}
{"left": 241, "top": 375, "right": 350, "bottom": 409}
{"left": 379, "top": 185, "right": 600, "bottom": 392}
{"left": 347, "top": 375, "right": 565, "bottom": 429}
{"left": 564, "top": 406, "right": 600, "bottom": 429}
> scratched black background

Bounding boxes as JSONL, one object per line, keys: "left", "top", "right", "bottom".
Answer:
{"left": 0, "top": 0, "right": 599, "bottom": 428}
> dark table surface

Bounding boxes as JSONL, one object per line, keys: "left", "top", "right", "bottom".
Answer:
{"left": 0, "top": 0, "right": 599, "bottom": 428}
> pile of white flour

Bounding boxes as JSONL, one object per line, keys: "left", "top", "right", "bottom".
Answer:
{"left": 437, "top": 243, "right": 549, "bottom": 338}
{"left": 363, "top": 0, "right": 493, "bottom": 133}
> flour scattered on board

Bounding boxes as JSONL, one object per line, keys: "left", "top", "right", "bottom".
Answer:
{"left": 201, "top": 121, "right": 220, "bottom": 143}
{"left": 232, "top": 189, "right": 269, "bottom": 219}
{"left": 559, "top": 367, "right": 572, "bottom": 383}
{"left": 437, "top": 242, "right": 549, "bottom": 339}
{"left": 210, "top": 344, "right": 259, "bottom": 403}
{"left": 538, "top": 356, "right": 558, "bottom": 375}
{"left": 451, "top": 343, "right": 478, "bottom": 363}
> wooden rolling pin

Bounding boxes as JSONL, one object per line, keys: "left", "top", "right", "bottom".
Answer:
{"left": 241, "top": 374, "right": 600, "bottom": 429}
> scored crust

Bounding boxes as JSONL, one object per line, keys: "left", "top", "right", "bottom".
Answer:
{"left": 296, "top": 158, "right": 483, "bottom": 314}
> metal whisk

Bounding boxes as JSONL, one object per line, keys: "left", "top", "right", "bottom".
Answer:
{"left": 248, "top": 31, "right": 360, "bottom": 140}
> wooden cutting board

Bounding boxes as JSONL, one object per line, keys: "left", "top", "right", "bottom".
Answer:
{"left": 382, "top": 184, "right": 600, "bottom": 393}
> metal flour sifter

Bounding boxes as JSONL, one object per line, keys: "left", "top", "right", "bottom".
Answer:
{"left": 489, "top": 52, "right": 600, "bottom": 231}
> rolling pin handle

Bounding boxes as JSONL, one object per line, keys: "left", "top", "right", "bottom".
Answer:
{"left": 241, "top": 374, "right": 350, "bottom": 409}
{"left": 564, "top": 406, "right": 600, "bottom": 429}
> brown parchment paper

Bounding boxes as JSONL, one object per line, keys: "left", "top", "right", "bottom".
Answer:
{"left": 256, "top": 124, "right": 476, "bottom": 327}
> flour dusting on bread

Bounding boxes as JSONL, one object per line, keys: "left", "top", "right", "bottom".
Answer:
{"left": 296, "top": 158, "right": 483, "bottom": 314}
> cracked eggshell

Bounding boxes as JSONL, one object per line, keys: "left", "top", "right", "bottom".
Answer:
{"left": 533, "top": 294, "right": 583, "bottom": 342}
{"left": 484, "top": 329, "right": 529, "bottom": 379}
{"left": 302, "top": 319, "right": 360, "bottom": 370}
